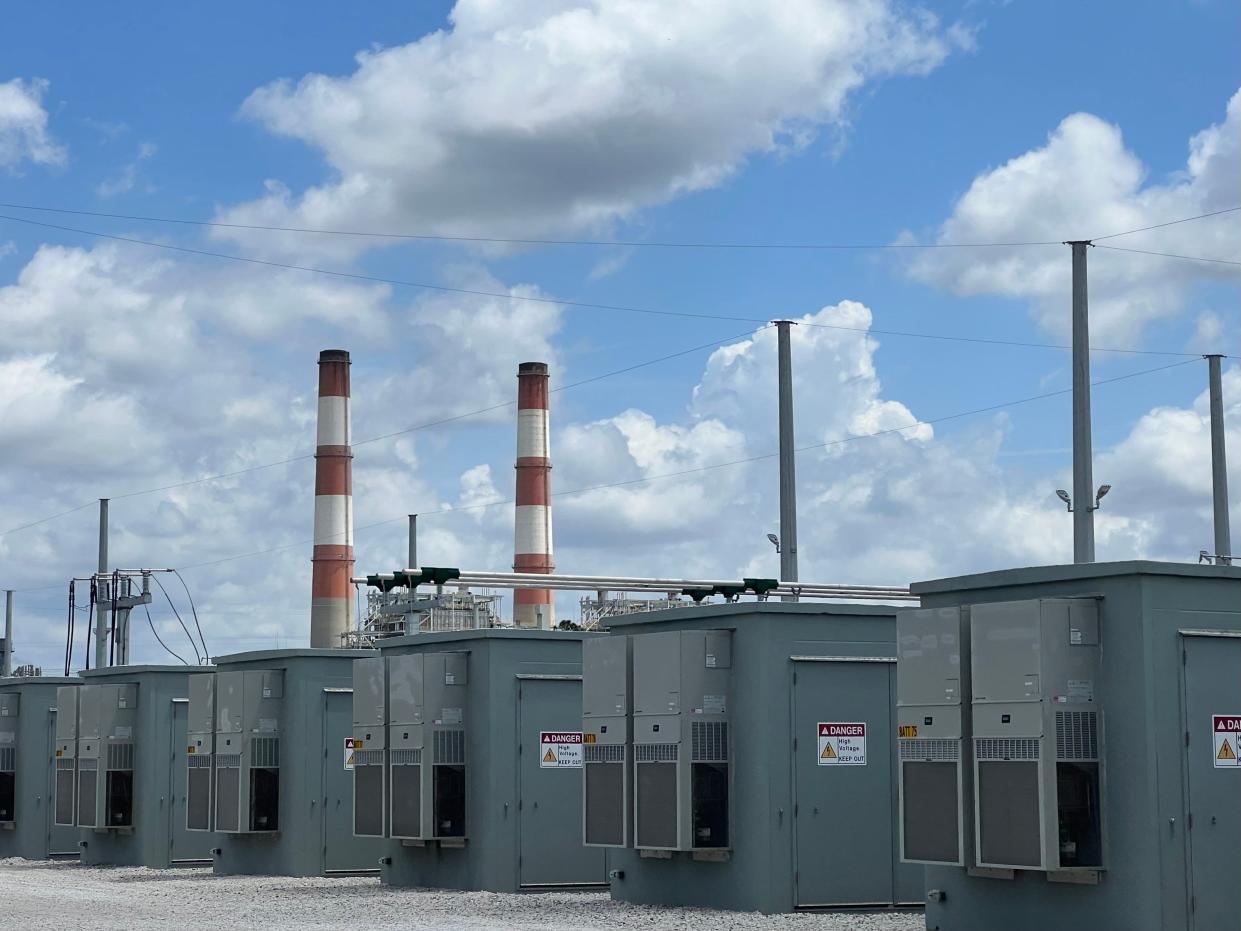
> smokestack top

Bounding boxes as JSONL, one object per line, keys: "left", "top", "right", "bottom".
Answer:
{"left": 518, "top": 361, "right": 549, "bottom": 376}
{"left": 319, "top": 349, "right": 351, "bottom": 364}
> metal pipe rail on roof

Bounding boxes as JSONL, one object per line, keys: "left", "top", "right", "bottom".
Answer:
{"left": 353, "top": 569, "right": 916, "bottom": 602}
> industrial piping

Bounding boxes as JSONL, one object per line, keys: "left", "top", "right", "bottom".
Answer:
{"left": 310, "top": 349, "right": 356, "bottom": 647}
{"left": 513, "top": 362, "right": 555, "bottom": 628}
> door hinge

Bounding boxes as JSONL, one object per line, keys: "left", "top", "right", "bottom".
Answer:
{"left": 1185, "top": 731, "right": 1191, "bottom": 748}
{"left": 793, "top": 803, "right": 799, "bottom": 817}
{"left": 1187, "top": 812, "right": 1193, "bottom": 830}
{"left": 1182, "top": 649, "right": 1188, "bottom": 667}
{"left": 792, "top": 737, "right": 797, "bottom": 752}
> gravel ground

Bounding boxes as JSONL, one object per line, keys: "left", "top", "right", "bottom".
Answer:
{"left": 0, "top": 859, "right": 923, "bottom": 931}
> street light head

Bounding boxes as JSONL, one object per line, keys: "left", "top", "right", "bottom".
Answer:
{"left": 1055, "top": 489, "right": 1071, "bottom": 504}
{"left": 1095, "top": 484, "right": 1111, "bottom": 503}
{"left": 766, "top": 533, "right": 780, "bottom": 549}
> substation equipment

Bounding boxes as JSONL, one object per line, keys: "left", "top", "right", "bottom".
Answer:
{"left": 352, "top": 628, "right": 612, "bottom": 892}
{"left": 185, "top": 649, "right": 379, "bottom": 876}
{"left": 0, "top": 676, "right": 82, "bottom": 860}
{"left": 581, "top": 601, "right": 922, "bottom": 914}
{"left": 55, "top": 665, "right": 211, "bottom": 867}
{"left": 901, "top": 560, "right": 1241, "bottom": 931}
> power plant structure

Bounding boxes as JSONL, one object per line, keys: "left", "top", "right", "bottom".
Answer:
{"left": 513, "top": 361, "right": 555, "bottom": 629}
{"left": 311, "top": 349, "right": 356, "bottom": 648}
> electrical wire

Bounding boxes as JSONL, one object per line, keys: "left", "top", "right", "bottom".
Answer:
{"left": 172, "top": 356, "right": 1198, "bottom": 574}
{"left": 143, "top": 603, "right": 189, "bottom": 665}
{"left": 150, "top": 573, "right": 202, "bottom": 664}
{"left": 1091, "top": 207, "right": 1241, "bottom": 242}
{"left": 0, "top": 201, "right": 1062, "bottom": 250}
{"left": 171, "top": 568, "right": 210, "bottom": 662}
{"left": 1093, "top": 244, "right": 1241, "bottom": 267}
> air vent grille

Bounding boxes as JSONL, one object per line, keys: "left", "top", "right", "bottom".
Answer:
{"left": 391, "top": 749, "right": 422, "bottom": 766}
{"left": 0, "top": 747, "right": 14, "bottom": 771}
{"left": 691, "top": 721, "right": 729, "bottom": 762}
{"left": 355, "top": 749, "right": 384, "bottom": 766}
{"left": 899, "top": 738, "right": 959, "bottom": 762}
{"left": 106, "top": 743, "right": 134, "bottom": 771}
{"left": 975, "top": 737, "right": 1040, "bottom": 761}
{"left": 187, "top": 754, "right": 212, "bottom": 769}
{"left": 215, "top": 753, "right": 242, "bottom": 768}
{"left": 434, "top": 730, "right": 465, "bottom": 764}
{"left": 586, "top": 744, "right": 625, "bottom": 763}
{"left": 250, "top": 737, "right": 280, "bottom": 768}
{"left": 634, "top": 743, "right": 677, "bottom": 762}
{"left": 1055, "top": 711, "right": 1099, "bottom": 760}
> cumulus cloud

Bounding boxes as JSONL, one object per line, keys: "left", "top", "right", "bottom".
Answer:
{"left": 216, "top": 0, "right": 964, "bottom": 258}
{"left": 909, "top": 90, "right": 1241, "bottom": 344}
{"left": 0, "top": 77, "right": 65, "bottom": 169}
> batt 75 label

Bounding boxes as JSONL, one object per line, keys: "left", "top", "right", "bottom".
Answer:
{"left": 539, "top": 731, "right": 584, "bottom": 769}
{"left": 1213, "top": 715, "right": 1241, "bottom": 769}
{"left": 818, "top": 722, "right": 867, "bottom": 766}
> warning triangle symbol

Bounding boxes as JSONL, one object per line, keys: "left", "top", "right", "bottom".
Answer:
{"left": 1218, "top": 720, "right": 1228, "bottom": 731}
{"left": 1218, "top": 739, "right": 1236, "bottom": 761}
{"left": 821, "top": 742, "right": 837, "bottom": 760}
{"left": 543, "top": 748, "right": 557, "bottom": 764}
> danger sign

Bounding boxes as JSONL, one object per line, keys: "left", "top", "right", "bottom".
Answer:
{"left": 1213, "top": 715, "right": 1241, "bottom": 769}
{"left": 344, "top": 737, "right": 358, "bottom": 771}
{"left": 818, "top": 722, "right": 867, "bottom": 766}
{"left": 539, "top": 731, "right": 584, "bottom": 769}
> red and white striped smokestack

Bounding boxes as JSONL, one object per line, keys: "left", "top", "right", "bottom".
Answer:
{"left": 513, "top": 362, "right": 554, "bottom": 629}
{"left": 310, "top": 349, "right": 355, "bottom": 647}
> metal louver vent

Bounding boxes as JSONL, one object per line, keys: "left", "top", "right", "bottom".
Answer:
{"left": 106, "top": 743, "right": 134, "bottom": 770}
{"left": 187, "top": 754, "right": 212, "bottom": 769}
{"left": 1055, "top": 711, "right": 1099, "bottom": 760}
{"left": 899, "top": 738, "right": 959, "bottom": 762}
{"left": 55, "top": 757, "right": 75, "bottom": 771}
{"left": 691, "top": 721, "right": 729, "bottom": 762}
{"left": 586, "top": 744, "right": 625, "bottom": 763}
{"left": 434, "top": 730, "right": 465, "bottom": 764}
{"left": 78, "top": 758, "right": 98, "bottom": 771}
{"left": 975, "top": 737, "right": 1040, "bottom": 761}
{"left": 0, "top": 747, "right": 14, "bottom": 771}
{"left": 634, "top": 743, "right": 677, "bottom": 762}
{"left": 355, "top": 749, "right": 384, "bottom": 766}
{"left": 250, "top": 737, "right": 280, "bottom": 768}
{"left": 391, "top": 749, "right": 422, "bottom": 766}
{"left": 215, "top": 753, "right": 241, "bottom": 768}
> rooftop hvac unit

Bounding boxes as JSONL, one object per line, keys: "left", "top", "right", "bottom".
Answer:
{"left": 352, "top": 656, "right": 387, "bottom": 837}
{"left": 970, "top": 599, "right": 1105, "bottom": 872}
{"left": 582, "top": 636, "right": 632, "bottom": 847}
{"left": 213, "top": 670, "right": 284, "bottom": 834}
{"left": 897, "top": 606, "right": 971, "bottom": 865}
{"left": 75, "top": 684, "right": 138, "bottom": 829}
{"left": 54, "top": 687, "right": 79, "bottom": 827}
{"left": 0, "top": 693, "right": 18, "bottom": 826}
{"left": 387, "top": 652, "right": 467, "bottom": 843}
{"left": 186, "top": 674, "right": 215, "bottom": 832}
{"left": 632, "top": 630, "right": 731, "bottom": 854}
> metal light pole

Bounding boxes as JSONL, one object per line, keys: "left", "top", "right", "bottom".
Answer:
{"left": 775, "top": 321, "right": 800, "bottom": 595}
{"left": 408, "top": 514, "right": 418, "bottom": 569}
{"left": 94, "top": 498, "right": 110, "bottom": 668}
{"left": 2, "top": 589, "right": 12, "bottom": 677}
{"left": 1205, "top": 354, "right": 1232, "bottom": 565}
{"left": 1069, "top": 242, "right": 1095, "bottom": 563}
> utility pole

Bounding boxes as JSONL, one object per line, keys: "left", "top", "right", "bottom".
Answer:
{"left": 408, "top": 514, "right": 418, "bottom": 569}
{"left": 1205, "top": 354, "right": 1232, "bottom": 565}
{"left": 95, "top": 498, "right": 110, "bottom": 668}
{"left": 1068, "top": 242, "right": 1095, "bottom": 563}
{"left": 775, "top": 321, "right": 800, "bottom": 597}
{"left": 2, "top": 590, "right": 12, "bottom": 677}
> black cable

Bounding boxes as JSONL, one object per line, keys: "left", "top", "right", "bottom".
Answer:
{"left": 1093, "top": 244, "right": 1241, "bottom": 267}
{"left": 171, "top": 569, "right": 209, "bottom": 663}
{"left": 151, "top": 574, "right": 202, "bottom": 665}
{"left": 1092, "top": 206, "right": 1241, "bottom": 242}
{"left": 0, "top": 201, "right": 1062, "bottom": 250}
{"left": 143, "top": 603, "right": 189, "bottom": 665}
{"left": 63, "top": 580, "right": 74, "bottom": 677}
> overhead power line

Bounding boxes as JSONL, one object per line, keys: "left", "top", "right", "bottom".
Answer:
{"left": 1092, "top": 206, "right": 1241, "bottom": 242}
{"left": 1093, "top": 244, "right": 1241, "bottom": 267}
{"left": 0, "top": 201, "right": 1062, "bottom": 249}
{"left": 168, "top": 356, "right": 1198, "bottom": 575}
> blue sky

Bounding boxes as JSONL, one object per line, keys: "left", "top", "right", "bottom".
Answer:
{"left": 0, "top": 0, "right": 1237, "bottom": 669}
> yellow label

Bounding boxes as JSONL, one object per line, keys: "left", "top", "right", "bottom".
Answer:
{"left": 898, "top": 725, "right": 918, "bottom": 739}
{"left": 354, "top": 740, "right": 364, "bottom": 748}
{"left": 584, "top": 733, "right": 597, "bottom": 744}
{"left": 187, "top": 746, "right": 196, "bottom": 754}
{"left": 55, "top": 750, "right": 63, "bottom": 758}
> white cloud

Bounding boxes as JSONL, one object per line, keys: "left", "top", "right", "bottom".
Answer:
{"left": 0, "top": 77, "right": 65, "bottom": 170}
{"left": 909, "top": 90, "right": 1241, "bottom": 344}
{"left": 216, "top": 0, "right": 963, "bottom": 259}
{"left": 96, "top": 141, "right": 158, "bottom": 197}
